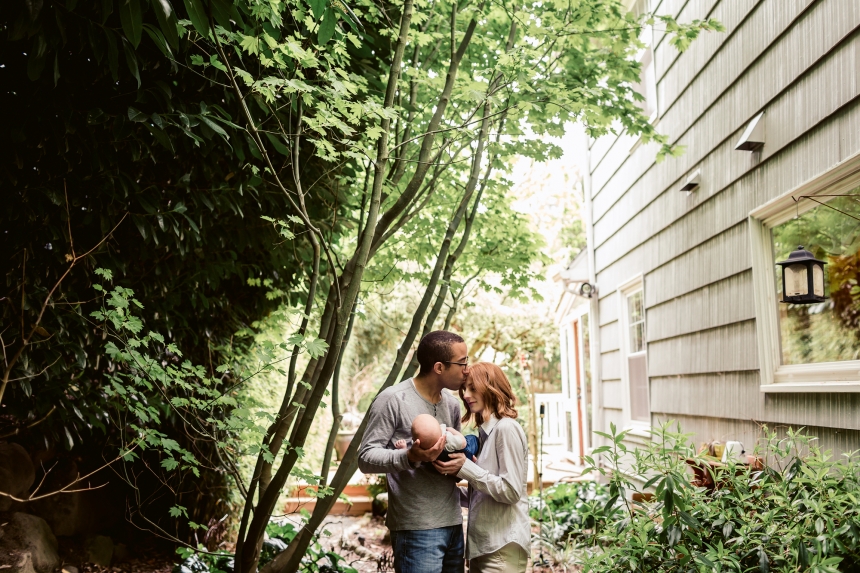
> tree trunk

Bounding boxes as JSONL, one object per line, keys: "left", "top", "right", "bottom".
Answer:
{"left": 234, "top": 1, "right": 415, "bottom": 570}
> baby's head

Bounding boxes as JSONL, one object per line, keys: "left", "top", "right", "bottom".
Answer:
{"left": 411, "top": 414, "right": 442, "bottom": 450}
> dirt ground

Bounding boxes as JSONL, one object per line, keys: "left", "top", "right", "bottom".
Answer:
{"left": 316, "top": 513, "right": 575, "bottom": 573}
{"left": 50, "top": 515, "right": 571, "bottom": 573}
{"left": 316, "top": 513, "right": 393, "bottom": 573}
{"left": 56, "top": 537, "right": 175, "bottom": 573}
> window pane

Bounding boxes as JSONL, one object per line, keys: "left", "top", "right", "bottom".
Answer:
{"left": 630, "top": 322, "right": 645, "bottom": 353}
{"left": 628, "top": 291, "right": 644, "bottom": 323}
{"left": 628, "top": 354, "right": 649, "bottom": 422}
{"left": 627, "top": 290, "right": 646, "bottom": 353}
{"left": 772, "top": 192, "right": 860, "bottom": 364}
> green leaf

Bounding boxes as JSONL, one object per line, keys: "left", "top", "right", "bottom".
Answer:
{"left": 161, "top": 457, "right": 180, "bottom": 471}
{"left": 304, "top": 338, "right": 329, "bottom": 358}
{"left": 143, "top": 24, "right": 173, "bottom": 58}
{"left": 105, "top": 30, "right": 119, "bottom": 81}
{"left": 264, "top": 132, "right": 290, "bottom": 156}
{"left": 53, "top": 52, "right": 60, "bottom": 87}
{"left": 210, "top": 0, "right": 240, "bottom": 30}
{"left": 121, "top": 37, "right": 141, "bottom": 87}
{"left": 307, "top": 0, "right": 326, "bottom": 19}
{"left": 153, "top": 0, "right": 180, "bottom": 50}
{"left": 758, "top": 547, "right": 769, "bottom": 573}
{"left": 128, "top": 107, "right": 148, "bottom": 122}
{"left": 145, "top": 123, "right": 174, "bottom": 152}
{"left": 161, "top": 437, "right": 180, "bottom": 451}
{"left": 100, "top": 0, "right": 113, "bottom": 23}
{"left": 318, "top": 8, "right": 337, "bottom": 45}
{"left": 198, "top": 114, "right": 229, "bottom": 139}
{"left": 119, "top": 0, "right": 143, "bottom": 48}
{"left": 169, "top": 505, "right": 188, "bottom": 518}
{"left": 182, "top": 0, "right": 210, "bottom": 38}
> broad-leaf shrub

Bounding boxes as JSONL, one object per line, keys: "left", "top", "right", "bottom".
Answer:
{"left": 90, "top": 271, "right": 330, "bottom": 534}
{"left": 570, "top": 423, "right": 860, "bottom": 573}
{"left": 530, "top": 481, "right": 612, "bottom": 546}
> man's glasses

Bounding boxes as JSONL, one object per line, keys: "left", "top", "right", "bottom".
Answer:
{"left": 442, "top": 359, "right": 469, "bottom": 368}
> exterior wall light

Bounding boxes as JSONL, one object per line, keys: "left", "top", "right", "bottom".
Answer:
{"left": 776, "top": 246, "right": 827, "bottom": 304}
{"left": 579, "top": 282, "right": 596, "bottom": 298}
{"left": 736, "top": 111, "right": 765, "bottom": 151}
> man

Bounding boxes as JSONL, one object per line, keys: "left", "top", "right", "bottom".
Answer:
{"left": 358, "top": 331, "right": 470, "bottom": 573}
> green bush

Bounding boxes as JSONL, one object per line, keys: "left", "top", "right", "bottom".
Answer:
{"left": 574, "top": 423, "right": 860, "bottom": 573}
{"left": 530, "top": 481, "right": 612, "bottom": 545}
{"left": 174, "top": 519, "right": 356, "bottom": 573}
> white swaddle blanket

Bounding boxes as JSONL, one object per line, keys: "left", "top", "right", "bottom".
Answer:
{"left": 439, "top": 423, "right": 466, "bottom": 452}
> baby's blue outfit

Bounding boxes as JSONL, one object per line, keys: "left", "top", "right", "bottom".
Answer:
{"left": 437, "top": 434, "right": 479, "bottom": 462}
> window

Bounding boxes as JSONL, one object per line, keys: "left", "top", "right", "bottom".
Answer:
{"left": 619, "top": 276, "right": 650, "bottom": 428}
{"left": 772, "top": 194, "right": 860, "bottom": 365}
{"left": 750, "top": 155, "right": 860, "bottom": 392}
{"left": 632, "top": 48, "right": 658, "bottom": 120}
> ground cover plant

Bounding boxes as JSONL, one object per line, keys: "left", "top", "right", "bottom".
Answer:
{"left": 530, "top": 481, "right": 611, "bottom": 547}
{"left": 567, "top": 424, "right": 860, "bottom": 573}
{"left": 174, "top": 519, "right": 354, "bottom": 573}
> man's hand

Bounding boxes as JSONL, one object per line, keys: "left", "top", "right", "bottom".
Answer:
{"left": 407, "top": 434, "right": 445, "bottom": 463}
{"left": 433, "top": 452, "right": 467, "bottom": 476}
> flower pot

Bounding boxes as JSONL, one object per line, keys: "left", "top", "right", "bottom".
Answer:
{"left": 334, "top": 431, "right": 355, "bottom": 461}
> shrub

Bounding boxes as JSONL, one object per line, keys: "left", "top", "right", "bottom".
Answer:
{"left": 174, "top": 519, "right": 356, "bottom": 573}
{"left": 530, "top": 481, "right": 612, "bottom": 545}
{"left": 576, "top": 423, "right": 860, "bottom": 573}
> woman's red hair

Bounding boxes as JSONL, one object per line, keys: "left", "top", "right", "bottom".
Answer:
{"left": 460, "top": 362, "right": 518, "bottom": 426}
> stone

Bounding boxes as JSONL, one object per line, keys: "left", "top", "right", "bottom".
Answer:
{"left": 9, "top": 551, "right": 37, "bottom": 573}
{"left": 0, "top": 444, "right": 35, "bottom": 512}
{"left": 85, "top": 535, "right": 113, "bottom": 567}
{"left": 29, "top": 459, "right": 124, "bottom": 537}
{"left": 112, "top": 542, "right": 129, "bottom": 563}
{"left": 0, "top": 512, "right": 60, "bottom": 573}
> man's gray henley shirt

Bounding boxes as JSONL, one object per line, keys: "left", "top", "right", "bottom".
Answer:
{"left": 357, "top": 378, "right": 462, "bottom": 531}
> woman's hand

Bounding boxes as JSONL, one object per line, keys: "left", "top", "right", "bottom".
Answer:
{"left": 433, "top": 452, "right": 467, "bottom": 476}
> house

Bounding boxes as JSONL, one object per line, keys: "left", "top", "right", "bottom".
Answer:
{"left": 567, "top": 0, "right": 860, "bottom": 460}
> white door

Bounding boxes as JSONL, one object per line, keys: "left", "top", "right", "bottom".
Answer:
{"left": 560, "top": 309, "right": 591, "bottom": 463}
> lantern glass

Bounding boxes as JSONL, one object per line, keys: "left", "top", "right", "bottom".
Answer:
{"left": 812, "top": 264, "right": 824, "bottom": 297}
{"left": 783, "top": 263, "right": 808, "bottom": 297}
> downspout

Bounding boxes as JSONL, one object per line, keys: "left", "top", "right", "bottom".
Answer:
{"left": 582, "top": 141, "right": 603, "bottom": 458}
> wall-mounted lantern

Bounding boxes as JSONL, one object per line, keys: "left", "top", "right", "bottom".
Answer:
{"left": 579, "top": 282, "right": 596, "bottom": 298}
{"left": 776, "top": 246, "right": 827, "bottom": 304}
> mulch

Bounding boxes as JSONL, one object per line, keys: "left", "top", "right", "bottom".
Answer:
{"left": 56, "top": 536, "right": 175, "bottom": 573}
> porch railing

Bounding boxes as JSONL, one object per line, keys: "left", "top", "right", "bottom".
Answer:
{"left": 534, "top": 393, "right": 565, "bottom": 446}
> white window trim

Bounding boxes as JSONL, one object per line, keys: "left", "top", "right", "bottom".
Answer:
{"left": 749, "top": 151, "right": 860, "bottom": 393}
{"left": 617, "top": 274, "right": 651, "bottom": 434}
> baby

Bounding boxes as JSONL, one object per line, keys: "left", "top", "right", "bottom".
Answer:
{"left": 394, "top": 413, "right": 480, "bottom": 462}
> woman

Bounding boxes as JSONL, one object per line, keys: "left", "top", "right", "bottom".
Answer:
{"left": 433, "top": 362, "right": 530, "bottom": 573}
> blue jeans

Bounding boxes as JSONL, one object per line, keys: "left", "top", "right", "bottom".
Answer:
{"left": 390, "top": 525, "right": 464, "bottom": 573}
